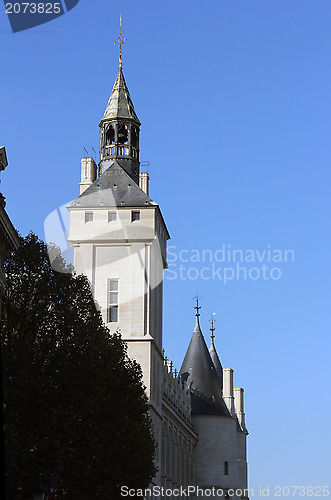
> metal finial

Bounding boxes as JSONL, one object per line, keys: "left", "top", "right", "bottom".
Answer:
{"left": 114, "top": 15, "right": 127, "bottom": 69}
{"left": 210, "top": 312, "right": 216, "bottom": 344}
{"left": 194, "top": 295, "right": 202, "bottom": 317}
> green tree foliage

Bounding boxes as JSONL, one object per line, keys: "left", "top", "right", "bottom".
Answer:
{"left": 1, "top": 233, "right": 156, "bottom": 499}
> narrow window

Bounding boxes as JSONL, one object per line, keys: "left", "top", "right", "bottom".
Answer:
{"left": 131, "top": 211, "right": 140, "bottom": 222}
{"left": 108, "top": 211, "right": 117, "bottom": 222}
{"left": 107, "top": 280, "right": 119, "bottom": 323}
{"left": 118, "top": 124, "right": 128, "bottom": 145}
{"left": 224, "top": 461, "right": 229, "bottom": 475}
{"left": 106, "top": 125, "right": 115, "bottom": 145}
{"left": 131, "top": 127, "right": 138, "bottom": 149}
{"left": 85, "top": 211, "right": 93, "bottom": 223}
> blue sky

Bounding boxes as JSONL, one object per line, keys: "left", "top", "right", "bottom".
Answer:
{"left": 1, "top": 0, "right": 331, "bottom": 495}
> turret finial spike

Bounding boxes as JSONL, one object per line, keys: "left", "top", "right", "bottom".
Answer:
{"left": 210, "top": 312, "right": 216, "bottom": 345}
{"left": 194, "top": 295, "right": 202, "bottom": 317}
{"left": 114, "top": 15, "right": 127, "bottom": 69}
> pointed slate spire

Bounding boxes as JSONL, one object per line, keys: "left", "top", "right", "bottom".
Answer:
{"left": 99, "top": 65, "right": 141, "bottom": 182}
{"left": 209, "top": 314, "right": 223, "bottom": 389}
{"left": 179, "top": 303, "right": 230, "bottom": 417}
{"left": 102, "top": 67, "right": 140, "bottom": 124}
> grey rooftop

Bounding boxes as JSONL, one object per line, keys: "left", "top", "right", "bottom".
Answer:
{"left": 69, "top": 160, "right": 155, "bottom": 209}
{"left": 179, "top": 316, "right": 230, "bottom": 417}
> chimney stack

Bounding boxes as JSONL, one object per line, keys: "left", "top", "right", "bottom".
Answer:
{"left": 139, "top": 171, "right": 149, "bottom": 195}
{"left": 79, "top": 157, "right": 97, "bottom": 194}
{"left": 234, "top": 387, "right": 246, "bottom": 430}
{"left": 223, "top": 368, "right": 235, "bottom": 416}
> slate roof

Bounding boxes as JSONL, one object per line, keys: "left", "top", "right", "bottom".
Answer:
{"left": 209, "top": 340, "right": 223, "bottom": 389}
{"left": 69, "top": 160, "right": 155, "bottom": 209}
{"left": 179, "top": 316, "right": 230, "bottom": 417}
{"left": 101, "top": 67, "right": 140, "bottom": 124}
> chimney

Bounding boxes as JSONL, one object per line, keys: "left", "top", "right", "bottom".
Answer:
{"left": 234, "top": 387, "right": 246, "bottom": 430}
{"left": 79, "top": 157, "right": 97, "bottom": 194}
{"left": 139, "top": 171, "right": 149, "bottom": 195}
{"left": 223, "top": 368, "right": 235, "bottom": 416}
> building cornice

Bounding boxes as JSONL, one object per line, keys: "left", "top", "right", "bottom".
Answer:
{"left": 67, "top": 203, "right": 170, "bottom": 240}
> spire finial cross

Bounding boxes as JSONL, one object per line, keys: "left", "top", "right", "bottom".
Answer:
{"left": 194, "top": 295, "right": 201, "bottom": 317}
{"left": 210, "top": 312, "right": 216, "bottom": 344}
{"left": 114, "top": 15, "right": 127, "bottom": 69}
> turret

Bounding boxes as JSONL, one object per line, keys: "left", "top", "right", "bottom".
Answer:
{"left": 99, "top": 67, "right": 141, "bottom": 182}
{"left": 179, "top": 302, "right": 245, "bottom": 495}
{"left": 179, "top": 300, "right": 230, "bottom": 417}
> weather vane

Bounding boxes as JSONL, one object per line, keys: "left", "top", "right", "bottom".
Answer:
{"left": 114, "top": 15, "right": 126, "bottom": 69}
{"left": 210, "top": 312, "right": 216, "bottom": 344}
{"left": 194, "top": 295, "right": 202, "bottom": 317}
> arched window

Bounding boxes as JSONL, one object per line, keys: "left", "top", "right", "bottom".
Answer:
{"left": 118, "top": 124, "right": 129, "bottom": 145}
{"left": 106, "top": 125, "right": 115, "bottom": 145}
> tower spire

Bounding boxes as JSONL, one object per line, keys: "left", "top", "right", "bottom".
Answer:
{"left": 114, "top": 15, "right": 127, "bottom": 70}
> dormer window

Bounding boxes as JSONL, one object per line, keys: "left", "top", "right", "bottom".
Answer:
{"left": 131, "top": 211, "right": 140, "bottom": 222}
{"left": 85, "top": 211, "right": 93, "bottom": 223}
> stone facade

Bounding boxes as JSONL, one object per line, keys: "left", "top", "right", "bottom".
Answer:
{"left": 67, "top": 64, "right": 249, "bottom": 498}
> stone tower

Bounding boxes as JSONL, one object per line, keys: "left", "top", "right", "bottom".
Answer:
{"left": 67, "top": 61, "right": 170, "bottom": 485}
{"left": 179, "top": 307, "right": 249, "bottom": 498}
{"left": 67, "top": 42, "right": 249, "bottom": 496}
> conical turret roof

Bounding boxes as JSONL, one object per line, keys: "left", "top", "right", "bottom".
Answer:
{"left": 209, "top": 340, "right": 223, "bottom": 389}
{"left": 101, "top": 67, "right": 140, "bottom": 124}
{"left": 179, "top": 316, "right": 230, "bottom": 416}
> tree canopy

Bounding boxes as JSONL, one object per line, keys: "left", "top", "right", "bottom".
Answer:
{"left": 1, "top": 233, "right": 156, "bottom": 499}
